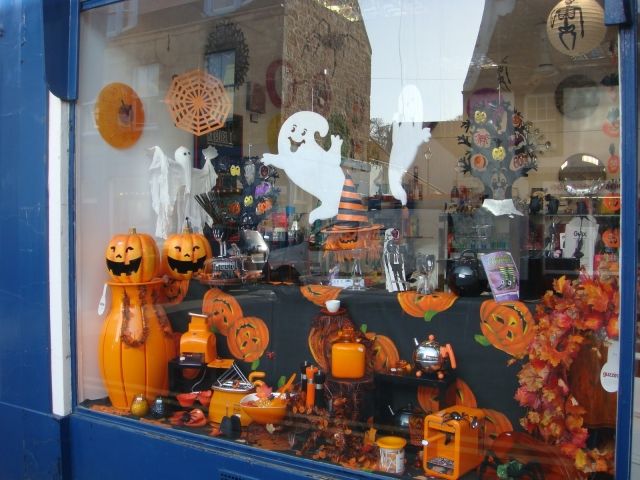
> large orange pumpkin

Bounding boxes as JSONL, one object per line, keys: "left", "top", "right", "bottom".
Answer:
{"left": 105, "top": 228, "right": 159, "bottom": 283}
{"left": 479, "top": 300, "right": 535, "bottom": 358}
{"left": 226, "top": 316, "right": 270, "bottom": 362}
{"left": 445, "top": 378, "right": 478, "bottom": 408}
{"left": 397, "top": 291, "right": 458, "bottom": 320}
{"left": 161, "top": 226, "right": 212, "bottom": 280}
{"left": 366, "top": 332, "right": 400, "bottom": 373}
{"left": 300, "top": 284, "right": 342, "bottom": 307}
{"left": 202, "top": 288, "right": 243, "bottom": 335}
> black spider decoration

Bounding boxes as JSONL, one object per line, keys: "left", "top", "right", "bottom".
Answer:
{"left": 205, "top": 21, "right": 250, "bottom": 89}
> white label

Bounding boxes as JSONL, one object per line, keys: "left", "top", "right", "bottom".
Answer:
{"left": 98, "top": 283, "right": 109, "bottom": 316}
{"left": 331, "top": 278, "right": 354, "bottom": 288}
{"left": 600, "top": 340, "right": 619, "bottom": 393}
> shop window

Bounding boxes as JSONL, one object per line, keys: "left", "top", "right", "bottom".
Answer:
{"left": 76, "top": 0, "right": 621, "bottom": 478}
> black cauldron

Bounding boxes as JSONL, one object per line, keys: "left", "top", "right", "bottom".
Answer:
{"left": 446, "top": 250, "right": 487, "bottom": 296}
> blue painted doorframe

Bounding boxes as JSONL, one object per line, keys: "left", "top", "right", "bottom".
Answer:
{"left": 0, "top": 0, "right": 632, "bottom": 478}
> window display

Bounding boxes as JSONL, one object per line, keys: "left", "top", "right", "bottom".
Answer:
{"left": 76, "top": 0, "right": 621, "bottom": 478}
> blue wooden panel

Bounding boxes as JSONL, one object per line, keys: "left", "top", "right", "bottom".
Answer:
{"left": 69, "top": 412, "right": 382, "bottom": 480}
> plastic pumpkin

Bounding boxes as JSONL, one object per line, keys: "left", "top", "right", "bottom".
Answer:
{"left": 300, "top": 284, "right": 342, "bottom": 307}
{"left": 105, "top": 228, "right": 159, "bottom": 283}
{"left": 226, "top": 316, "right": 270, "bottom": 362}
{"left": 202, "top": 288, "right": 243, "bottom": 335}
{"left": 161, "top": 225, "right": 212, "bottom": 280}
{"left": 479, "top": 300, "right": 535, "bottom": 357}
{"left": 397, "top": 291, "right": 458, "bottom": 319}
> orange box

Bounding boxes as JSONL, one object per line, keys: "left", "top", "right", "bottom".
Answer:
{"left": 423, "top": 406, "right": 485, "bottom": 479}
{"left": 180, "top": 313, "right": 216, "bottom": 363}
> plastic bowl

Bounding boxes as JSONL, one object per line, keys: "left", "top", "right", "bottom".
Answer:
{"left": 240, "top": 393, "right": 288, "bottom": 425}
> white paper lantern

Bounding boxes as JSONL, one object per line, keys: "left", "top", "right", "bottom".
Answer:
{"left": 547, "top": 0, "right": 605, "bottom": 56}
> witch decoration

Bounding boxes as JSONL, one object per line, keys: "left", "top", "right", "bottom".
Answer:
{"left": 457, "top": 98, "right": 543, "bottom": 200}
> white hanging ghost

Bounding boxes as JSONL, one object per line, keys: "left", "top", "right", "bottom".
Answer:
{"left": 262, "top": 111, "right": 344, "bottom": 224}
{"left": 383, "top": 228, "right": 407, "bottom": 292}
{"left": 148, "top": 145, "right": 218, "bottom": 238}
{"left": 388, "top": 85, "right": 431, "bottom": 205}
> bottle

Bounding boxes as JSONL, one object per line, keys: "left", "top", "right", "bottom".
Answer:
{"left": 305, "top": 365, "right": 318, "bottom": 409}
{"left": 331, "top": 326, "right": 365, "bottom": 379}
{"left": 314, "top": 370, "right": 326, "bottom": 409}
{"left": 300, "top": 360, "right": 310, "bottom": 391}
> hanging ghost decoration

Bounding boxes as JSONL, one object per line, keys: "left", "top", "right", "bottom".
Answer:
{"left": 148, "top": 145, "right": 218, "bottom": 238}
{"left": 261, "top": 111, "right": 344, "bottom": 224}
{"left": 388, "top": 85, "right": 431, "bottom": 205}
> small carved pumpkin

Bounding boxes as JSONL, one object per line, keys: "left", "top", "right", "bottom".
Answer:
{"left": 601, "top": 196, "right": 620, "bottom": 213}
{"left": 479, "top": 300, "right": 535, "bottom": 357}
{"left": 397, "top": 291, "right": 458, "bottom": 320}
{"left": 227, "top": 316, "right": 270, "bottom": 362}
{"left": 492, "top": 145, "right": 506, "bottom": 161}
{"left": 202, "top": 288, "right": 243, "bottom": 335}
{"left": 300, "top": 284, "right": 342, "bottom": 307}
{"left": 602, "top": 228, "right": 620, "bottom": 249}
{"left": 365, "top": 332, "right": 400, "bottom": 373}
{"left": 474, "top": 110, "right": 487, "bottom": 124}
{"left": 161, "top": 226, "right": 212, "bottom": 280}
{"left": 228, "top": 201, "right": 241, "bottom": 215}
{"left": 256, "top": 199, "right": 273, "bottom": 215}
{"left": 105, "top": 227, "right": 159, "bottom": 283}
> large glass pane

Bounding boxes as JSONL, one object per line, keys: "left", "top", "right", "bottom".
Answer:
{"left": 76, "top": 0, "right": 621, "bottom": 477}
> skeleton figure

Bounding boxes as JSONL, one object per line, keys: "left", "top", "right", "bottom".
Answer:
{"left": 383, "top": 228, "right": 406, "bottom": 292}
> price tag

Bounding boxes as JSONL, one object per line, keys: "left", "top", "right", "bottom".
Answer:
{"left": 600, "top": 340, "right": 619, "bottom": 393}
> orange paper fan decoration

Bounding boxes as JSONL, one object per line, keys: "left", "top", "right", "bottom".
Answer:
{"left": 165, "top": 69, "right": 231, "bottom": 136}
{"left": 94, "top": 82, "right": 145, "bottom": 149}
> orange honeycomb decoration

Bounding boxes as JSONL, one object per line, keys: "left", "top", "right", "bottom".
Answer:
{"left": 165, "top": 69, "right": 231, "bottom": 136}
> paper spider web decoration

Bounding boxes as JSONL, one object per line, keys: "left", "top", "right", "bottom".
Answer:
{"left": 165, "top": 69, "right": 231, "bottom": 136}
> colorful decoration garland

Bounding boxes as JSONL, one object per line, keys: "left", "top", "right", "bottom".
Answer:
{"left": 515, "top": 274, "right": 618, "bottom": 475}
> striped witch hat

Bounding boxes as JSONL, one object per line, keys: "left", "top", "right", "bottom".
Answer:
{"left": 323, "top": 173, "right": 382, "bottom": 233}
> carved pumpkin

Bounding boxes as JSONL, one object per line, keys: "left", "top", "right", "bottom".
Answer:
{"left": 479, "top": 300, "right": 535, "bottom": 357}
{"left": 161, "top": 226, "right": 212, "bottom": 280}
{"left": 202, "top": 288, "right": 243, "bottom": 335}
{"left": 417, "top": 385, "right": 441, "bottom": 413}
{"left": 365, "top": 332, "right": 400, "bottom": 373}
{"left": 397, "top": 291, "right": 458, "bottom": 320}
{"left": 601, "top": 196, "right": 620, "bottom": 213}
{"left": 255, "top": 198, "right": 273, "bottom": 215}
{"left": 602, "top": 228, "right": 620, "bottom": 249}
{"left": 481, "top": 408, "right": 513, "bottom": 449}
{"left": 158, "top": 278, "right": 189, "bottom": 305}
{"left": 445, "top": 378, "right": 477, "bottom": 408}
{"left": 105, "top": 228, "right": 159, "bottom": 283}
{"left": 228, "top": 201, "right": 241, "bottom": 215}
{"left": 226, "top": 316, "right": 270, "bottom": 362}
{"left": 300, "top": 284, "right": 342, "bottom": 307}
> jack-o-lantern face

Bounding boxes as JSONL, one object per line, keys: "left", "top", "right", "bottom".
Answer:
{"left": 226, "top": 316, "right": 270, "bottom": 362}
{"left": 338, "top": 231, "right": 359, "bottom": 247}
{"left": 492, "top": 146, "right": 506, "bottom": 161}
{"left": 474, "top": 110, "right": 487, "bottom": 124}
{"left": 479, "top": 300, "right": 535, "bottom": 358}
{"left": 228, "top": 201, "right": 241, "bottom": 215}
{"left": 161, "top": 227, "right": 212, "bottom": 280}
{"left": 202, "top": 288, "right": 243, "bottom": 335}
{"left": 602, "top": 228, "right": 620, "bottom": 249}
{"left": 602, "top": 196, "right": 621, "bottom": 213}
{"left": 230, "top": 165, "right": 241, "bottom": 176}
{"left": 105, "top": 228, "right": 159, "bottom": 283}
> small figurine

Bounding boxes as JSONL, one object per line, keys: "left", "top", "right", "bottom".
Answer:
{"left": 383, "top": 228, "right": 406, "bottom": 292}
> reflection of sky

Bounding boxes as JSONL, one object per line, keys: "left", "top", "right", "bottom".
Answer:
{"left": 360, "top": 0, "right": 484, "bottom": 123}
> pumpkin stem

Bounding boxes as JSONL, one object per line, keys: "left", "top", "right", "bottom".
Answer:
{"left": 128, "top": 227, "right": 137, "bottom": 234}
{"left": 183, "top": 217, "right": 193, "bottom": 233}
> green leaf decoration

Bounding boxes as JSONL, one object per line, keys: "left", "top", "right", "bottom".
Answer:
{"left": 251, "top": 359, "right": 260, "bottom": 370}
{"left": 277, "top": 375, "right": 286, "bottom": 389}
{"left": 424, "top": 310, "right": 437, "bottom": 322}
{"left": 475, "top": 334, "right": 491, "bottom": 347}
{"left": 360, "top": 324, "right": 368, "bottom": 334}
{"left": 210, "top": 324, "right": 219, "bottom": 334}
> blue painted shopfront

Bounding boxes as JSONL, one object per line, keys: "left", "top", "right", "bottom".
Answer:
{"left": 0, "top": 0, "right": 637, "bottom": 478}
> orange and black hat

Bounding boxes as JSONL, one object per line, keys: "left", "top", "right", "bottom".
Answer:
{"left": 323, "top": 173, "right": 382, "bottom": 233}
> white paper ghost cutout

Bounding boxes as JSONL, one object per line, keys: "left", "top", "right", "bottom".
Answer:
{"left": 262, "top": 111, "right": 344, "bottom": 224}
{"left": 149, "top": 145, "right": 218, "bottom": 238}
{"left": 388, "top": 85, "right": 431, "bottom": 205}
